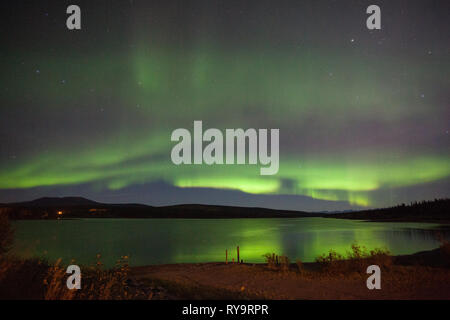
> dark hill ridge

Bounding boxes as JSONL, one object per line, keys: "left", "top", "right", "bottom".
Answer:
{"left": 0, "top": 197, "right": 317, "bottom": 219}
{"left": 9, "top": 197, "right": 148, "bottom": 208}
{"left": 1, "top": 197, "right": 449, "bottom": 222}
{"left": 19, "top": 197, "right": 100, "bottom": 207}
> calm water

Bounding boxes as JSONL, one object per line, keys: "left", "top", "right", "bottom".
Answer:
{"left": 11, "top": 218, "right": 448, "bottom": 267}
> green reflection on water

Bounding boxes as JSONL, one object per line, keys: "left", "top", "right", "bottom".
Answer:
{"left": 11, "top": 218, "right": 444, "bottom": 267}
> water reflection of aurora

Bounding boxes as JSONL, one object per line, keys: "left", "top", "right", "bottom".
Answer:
{"left": 12, "top": 218, "right": 446, "bottom": 267}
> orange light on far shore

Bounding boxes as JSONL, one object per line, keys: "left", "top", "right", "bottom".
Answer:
{"left": 57, "top": 211, "right": 63, "bottom": 215}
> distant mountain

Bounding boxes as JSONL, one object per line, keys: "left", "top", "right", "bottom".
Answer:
{"left": 0, "top": 197, "right": 319, "bottom": 219}
{"left": 12, "top": 197, "right": 100, "bottom": 207}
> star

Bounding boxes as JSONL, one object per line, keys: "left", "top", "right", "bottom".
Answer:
{"left": 350, "top": 38, "right": 355, "bottom": 43}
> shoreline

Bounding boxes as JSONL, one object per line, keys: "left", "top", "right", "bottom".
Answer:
{"left": 1, "top": 247, "right": 449, "bottom": 300}
{"left": 129, "top": 247, "right": 447, "bottom": 271}
{"left": 10, "top": 216, "right": 450, "bottom": 225}
{"left": 126, "top": 248, "right": 450, "bottom": 300}
{"left": 330, "top": 218, "right": 450, "bottom": 224}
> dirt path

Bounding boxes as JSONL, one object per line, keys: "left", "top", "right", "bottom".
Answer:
{"left": 130, "top": 262, "right": 450, "bottom": 299}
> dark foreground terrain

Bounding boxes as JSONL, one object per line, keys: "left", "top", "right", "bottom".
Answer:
{"left": 1, "top": 244, "right": 449, "bottom": 300}
{"left": 128, "top": 244, "right": 450, "bottom": 300}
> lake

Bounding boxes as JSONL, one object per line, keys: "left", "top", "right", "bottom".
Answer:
{"left": 11, "top": 218, "right": 448, "bottom": 267}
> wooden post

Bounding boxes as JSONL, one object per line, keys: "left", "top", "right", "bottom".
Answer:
{"left": 225, "top": 249, "right": 228, "bottom": 264}
{"left": 237, "top": 246, "right": 240, "bottom": 264}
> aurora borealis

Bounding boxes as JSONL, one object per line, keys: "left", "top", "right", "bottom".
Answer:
{"left": 0, "top": 0, "right": 449, "bottom": 211}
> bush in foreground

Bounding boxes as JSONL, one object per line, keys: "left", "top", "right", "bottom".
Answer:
{"left": 0, "top": 255, "right": 152, "bottom": 300}
{"left": 315, "top": 243, "right": 392, "bottom": 274}
{"left": 0, "top": 214, "right": 13, "bottom": 256}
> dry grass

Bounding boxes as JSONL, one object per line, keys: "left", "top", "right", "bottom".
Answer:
{"left": 0, "top": 254, "right": 152, "bottom": 300}
{"left": 0, "top": 257, "right": 49, "bottom": 299}
{"left": 439, "top": 239, "right": 450, "bottom": 266}
{"left": 315, "top": 243, "right": 392, "bottom": 274}
{"left": 43, "top": 259, "right": 77, "bottom": 300}
{"left": 296, "top": 259, "right": 303, "bottom": 273}
{"left": 263, "top": 253, "right": 290, "bottom": 271}
{"left": 44, "top": 254, "right": 154, "bottom": 300}
{"left": 263, "top": 243, "right": 392, "bottom": 275}
{"left": 279, "top": 255, "right": 290, "bottom": 272}
{"left": 0, "top": 213, "right": 14, "bottom": 256}
{"left": 263, "top": 253, "right": 278, "bottom": 269}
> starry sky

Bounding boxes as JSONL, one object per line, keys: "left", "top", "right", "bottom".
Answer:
{"left": 0, "top": 0, "right": 449, "bottom": 211}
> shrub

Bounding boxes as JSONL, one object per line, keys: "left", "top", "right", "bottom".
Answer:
{"left": 279, "top": 255, "right": 290, "bottom": 272}
{"left": 0, "top": 214, "right": 14, "bottom": 256}
{"left": 315, "top": 243, "right": 391, "bottom": 274}
{"left": 263, "top": 253, "right": 277, "bottom": 269}
{"left": 296, "top": 259, "right": 303, "bottom": 273}
{"left": 366, "top": 247, "right": 392, "bottom": 268}
{"left": 315, "top": 250, "right": 344, "bottom": 265}
{"left": 0, "top": 257, "right": 49, "bottom": 299}
{"left": 439, "top": 239, "right": 450, "bottom": 266}
{"left": 45, "top": 255, "right": 138, "bottom": 300}
{"left": 1, "top": 254, "right": 151, "bottom": 300}
{"left": 44, "top": 259, "right": 77, "bottom": 300}
{"left": 263, "top": 253, "right": 290, "bottom": 271}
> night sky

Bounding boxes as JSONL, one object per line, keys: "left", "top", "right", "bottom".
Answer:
{"left": 0, "top": 0, "right": 449, "bottom": 211}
